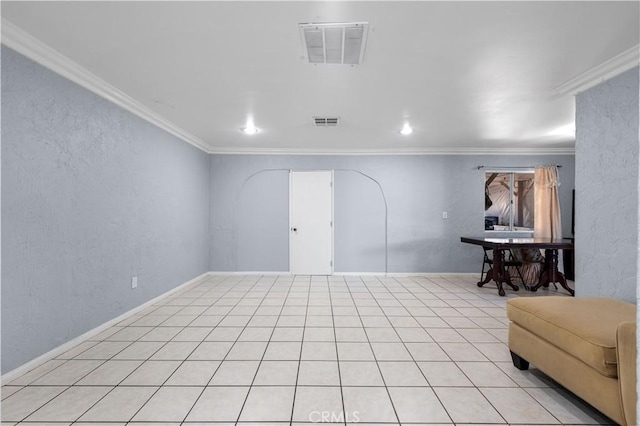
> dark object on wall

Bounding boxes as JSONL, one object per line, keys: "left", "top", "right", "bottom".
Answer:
{"left": 485, "top": 216, "right": 499, "bottom": 230}
{"left": 564, "top": 189, "right": 575, "bottom": 280}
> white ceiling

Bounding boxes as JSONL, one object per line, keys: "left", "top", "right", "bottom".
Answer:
{"left": 2, "top": 1, "right": 639, "bottom": 154}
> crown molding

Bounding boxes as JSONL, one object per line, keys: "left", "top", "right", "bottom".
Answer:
{"left": 1, "top": 19, "right": 210, "bottom": 153}
{"left": 555, "top": 44, "right": 640, "bottom": 96}
{"left": 207, "top": 146, "right": 575, "bottom": 156}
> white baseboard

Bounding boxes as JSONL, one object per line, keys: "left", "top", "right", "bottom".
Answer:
{"left": 1, "top": 271, "right": 211, "bottom": 384}
{"left": 208, "top": 271, "right": 291, "bottom": 276}
{"left": 210, "top": 271, "right": 477, "bottom": 277}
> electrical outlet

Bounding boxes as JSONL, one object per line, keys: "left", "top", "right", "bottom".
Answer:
{"left": 131, "top": 276, "right": 138, "bottom": 289}
{"left": 442, "top": 211, "right": 448, "bottom": 219}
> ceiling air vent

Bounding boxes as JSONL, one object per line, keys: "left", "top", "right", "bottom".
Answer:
{"left": 299, "top": 22, "right": 369, "bottom": 65}
{"left": 314, "top": 117, "right": 340, "bottom": 127}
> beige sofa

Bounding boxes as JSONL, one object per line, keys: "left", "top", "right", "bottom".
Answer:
{"left": 506, "top": 297, "right": 636, "bottom": 426}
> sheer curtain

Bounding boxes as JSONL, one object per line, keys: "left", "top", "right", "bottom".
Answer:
{"left": 534, "top": 166, "right": 562, "bottom": 239}
{"left": 534, "top": 165, "right": 563, "bottom": 272}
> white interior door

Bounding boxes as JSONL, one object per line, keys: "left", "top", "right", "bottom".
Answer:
{"left": 290, "top": 171, "right": 333, "bottom": 275}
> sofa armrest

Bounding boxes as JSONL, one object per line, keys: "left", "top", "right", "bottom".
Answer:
{"left": 617, "top": 321, "right": 637, "bottom": 426}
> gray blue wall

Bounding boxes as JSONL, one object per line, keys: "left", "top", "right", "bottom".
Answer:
{"left": 575, "top": 66, "right": 639, "bottom": 303}
{"left": 209, "top": 155, "right": 575, "bottom": 273}
{"left": 1, "top": 47, "right": 210, "bottom": 373}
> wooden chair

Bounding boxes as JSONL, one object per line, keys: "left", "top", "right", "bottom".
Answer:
{"left": 480, "top": 247, "right": 525, "bottom": 286}
{"left": 509, "top": 248, "right": 549, "bottom": 290}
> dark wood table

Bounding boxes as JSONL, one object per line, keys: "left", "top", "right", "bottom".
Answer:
{"left": 461, "top": 237, "right": 575, "bottom": 297}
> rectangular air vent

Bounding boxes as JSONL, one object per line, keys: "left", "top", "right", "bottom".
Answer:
{"left": 299, "top": 22, "right": 369, "bottom": 65}
{"left": 314, "top": 117, "right": 340, "bottom": 127}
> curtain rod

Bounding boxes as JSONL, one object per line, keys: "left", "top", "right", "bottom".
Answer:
{"left": 477, "top": 165, "right": 562, "bottom": 170}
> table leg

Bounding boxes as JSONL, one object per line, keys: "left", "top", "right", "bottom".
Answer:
{"left": 531, "top": 249, "right": 574, "bottom": 296}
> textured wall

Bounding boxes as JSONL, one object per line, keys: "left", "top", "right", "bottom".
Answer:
{"left": 209, "top": 154, "right": 575, "bottom": 273}
{"left": 575, "top": 67, "right": 639, "bottom": 303}
{"left": 1, "top": 47, "right": 210, "bottom": 373}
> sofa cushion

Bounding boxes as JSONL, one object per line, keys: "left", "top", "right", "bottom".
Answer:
{"left": 507, "top": 297, "right": 636, "bottom": 378}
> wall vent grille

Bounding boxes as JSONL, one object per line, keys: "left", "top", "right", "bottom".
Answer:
{"left": 314, "top": 117, "right": 340, "bottom": 127}
{"left": 299, "top": 22, "right": 369, "bottom": 65}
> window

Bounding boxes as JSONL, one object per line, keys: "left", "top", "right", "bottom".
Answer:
{"left": 484, "top": 171, "right": 534, "bottom": 232}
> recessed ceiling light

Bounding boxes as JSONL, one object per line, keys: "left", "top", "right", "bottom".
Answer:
{"left": 241, "top": 125, "right": 259, "bottom": 135}
{"left": 400, "top": 123, "right": 413, "bottom": 135}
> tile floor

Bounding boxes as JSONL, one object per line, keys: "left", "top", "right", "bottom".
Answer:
{"left": 2, "top": 274, "right": 612, "bottom": 425}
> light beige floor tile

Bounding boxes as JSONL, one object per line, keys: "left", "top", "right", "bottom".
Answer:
{"left": 238, "top": 386, "right": 295, "bottom": 422}
{"left": 25, "top": 386, "right": 111, "bottom": 421}
{"left": 238, "top": 327, "right": 274, "bottom": 341}
{"left": 336, "top": 342, "right": 374, "bottom": 361}
{"left": 188, "top": 315, "right": 223, "bottom": 327}
{"left": 132, "top": 387, "right": 203, "bottom": 421}
{"left": 342, "top": 387, "right": 397, "bottom": 423}
{"left": 113, "top": 341, "right": 164, "bottom": 360}
{"left": 405, "top": 342, "right": 450, "bottom": 361}
{"left": 161, "top": 315, "right": 198, "bottom": 327}
{"left": 271, "top": 327, "right": 304, "bottom": 341}
{"left": 148, "top": 341, "right": 197, "bottom": 360}
{"left": 120, "top": 360, "right": 181, "bottom": 385}
{"left": 172, "top": 327, "right": 213, "bottom": 341}
{"left": 204, "top": 326, "right": 244, "bottom": 341}
{"left": 360, "top": 316, "right": 392, "bottom": 327}
{"left": 218, "top": 315, "right": 251, "bottom": 327}
{"left": 33, "top": 360, "right": 103, "bottom": 385}
{"left": 365, "top": 328, "right": 401, "bottom": 342}
{"left": 378, "top": 361, "right": 428, "bottom": 386}
{"left": 187, "top": 341, "right": 233, "bottom": 360}
{"left": 131, "top": 315, "right": 171, "bottom": 327}
{"left": 293, "top": 386, "right": 343, "bottom": 422}
{"left": 186, "top": 386, "right": 250, "bottom": 421}
{"left": 434, "top": 387, "right": 505, "bottom": 424}
{"left": 334, "top": 327, "right": 368, "bottom": 342}
{"left": 138, "top": 326, "right": 183, "bottom": 341}
{"left": 389, "top": 387, "right": 451, "bottom": 423}
{"left": 165, "top": 360, "right": 220, "bottom": 385}
{"left": 302, "top": 342, "right": 338, "bottom": 360}
{"left": 457, "top": 361, "right": 518, "bottom": 387}
{"left": 304, "top": 327, "right": 335, "bottom": 341}
{"left": 417, "top": 361, "right": 473, "bottom": 386}
{"left": 339, "top": 361, "right": 384, "bottom": 386}
{"left": 480, "top": 387, "right": 558, "bottom": 424}
{"left": 306, "top": 316, "right": 334, "bottom": 327}
{"left": 225, "top": 341, "right": 268, "bottom": 360}
{"left": 525, "top": 387, "right": 612, "bottom": 424}
{"left": 76, "top": 360, "right": 142, "bottom": 385}
{"left": 73, "top": 341, "right": 130, "bottom": 359}
{"left": 210, "top": 360, "right": 260, "bottom": 385}
{"left": 7, "top": 360, "right": 66, "bottom": 385}
{"left": 443, "top": 317, "right": 481, "bottom": 328}
{"left": 427, "top": 328, "right": 467, "bottom": 343}
{"left": 263, "top": 341, "right": 302, "bottom": 360}
{"left": 394, "top": 328, "right": 433, "bottom": 342}
{"left": 298, "top": 361, "right": 341, "bottom": 386}
{"left": 371, "top": 343, "right": 412, "bottom": 361}
{"left": 458, "top": 328, "right": 500, "bottom": 343}
{"left": 440, "top": 342, "right": 488, "bottom": 361}
{"left": 254, "top": 360, "right": 299, "bottom": 385}
{"left": 1, "top": 386, "right": 24, "bottom": 399}
{"left": 473, "top": 342, "right": 513, "bottom": 362}
{"left": 1, "top": 386, "right": 66, "bottom": 421}
{"left": 333, "top": 316, "right": 363, "bottom": 327}
{"left": 106, "top": 326, "right": 152, "bottom": 341}
{"left": 79, "top": 386, "right": 157, "bottom": 422}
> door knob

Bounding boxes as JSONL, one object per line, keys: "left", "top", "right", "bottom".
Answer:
{"left": 291, "top": 227, "right": 297, "bottom": 232}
